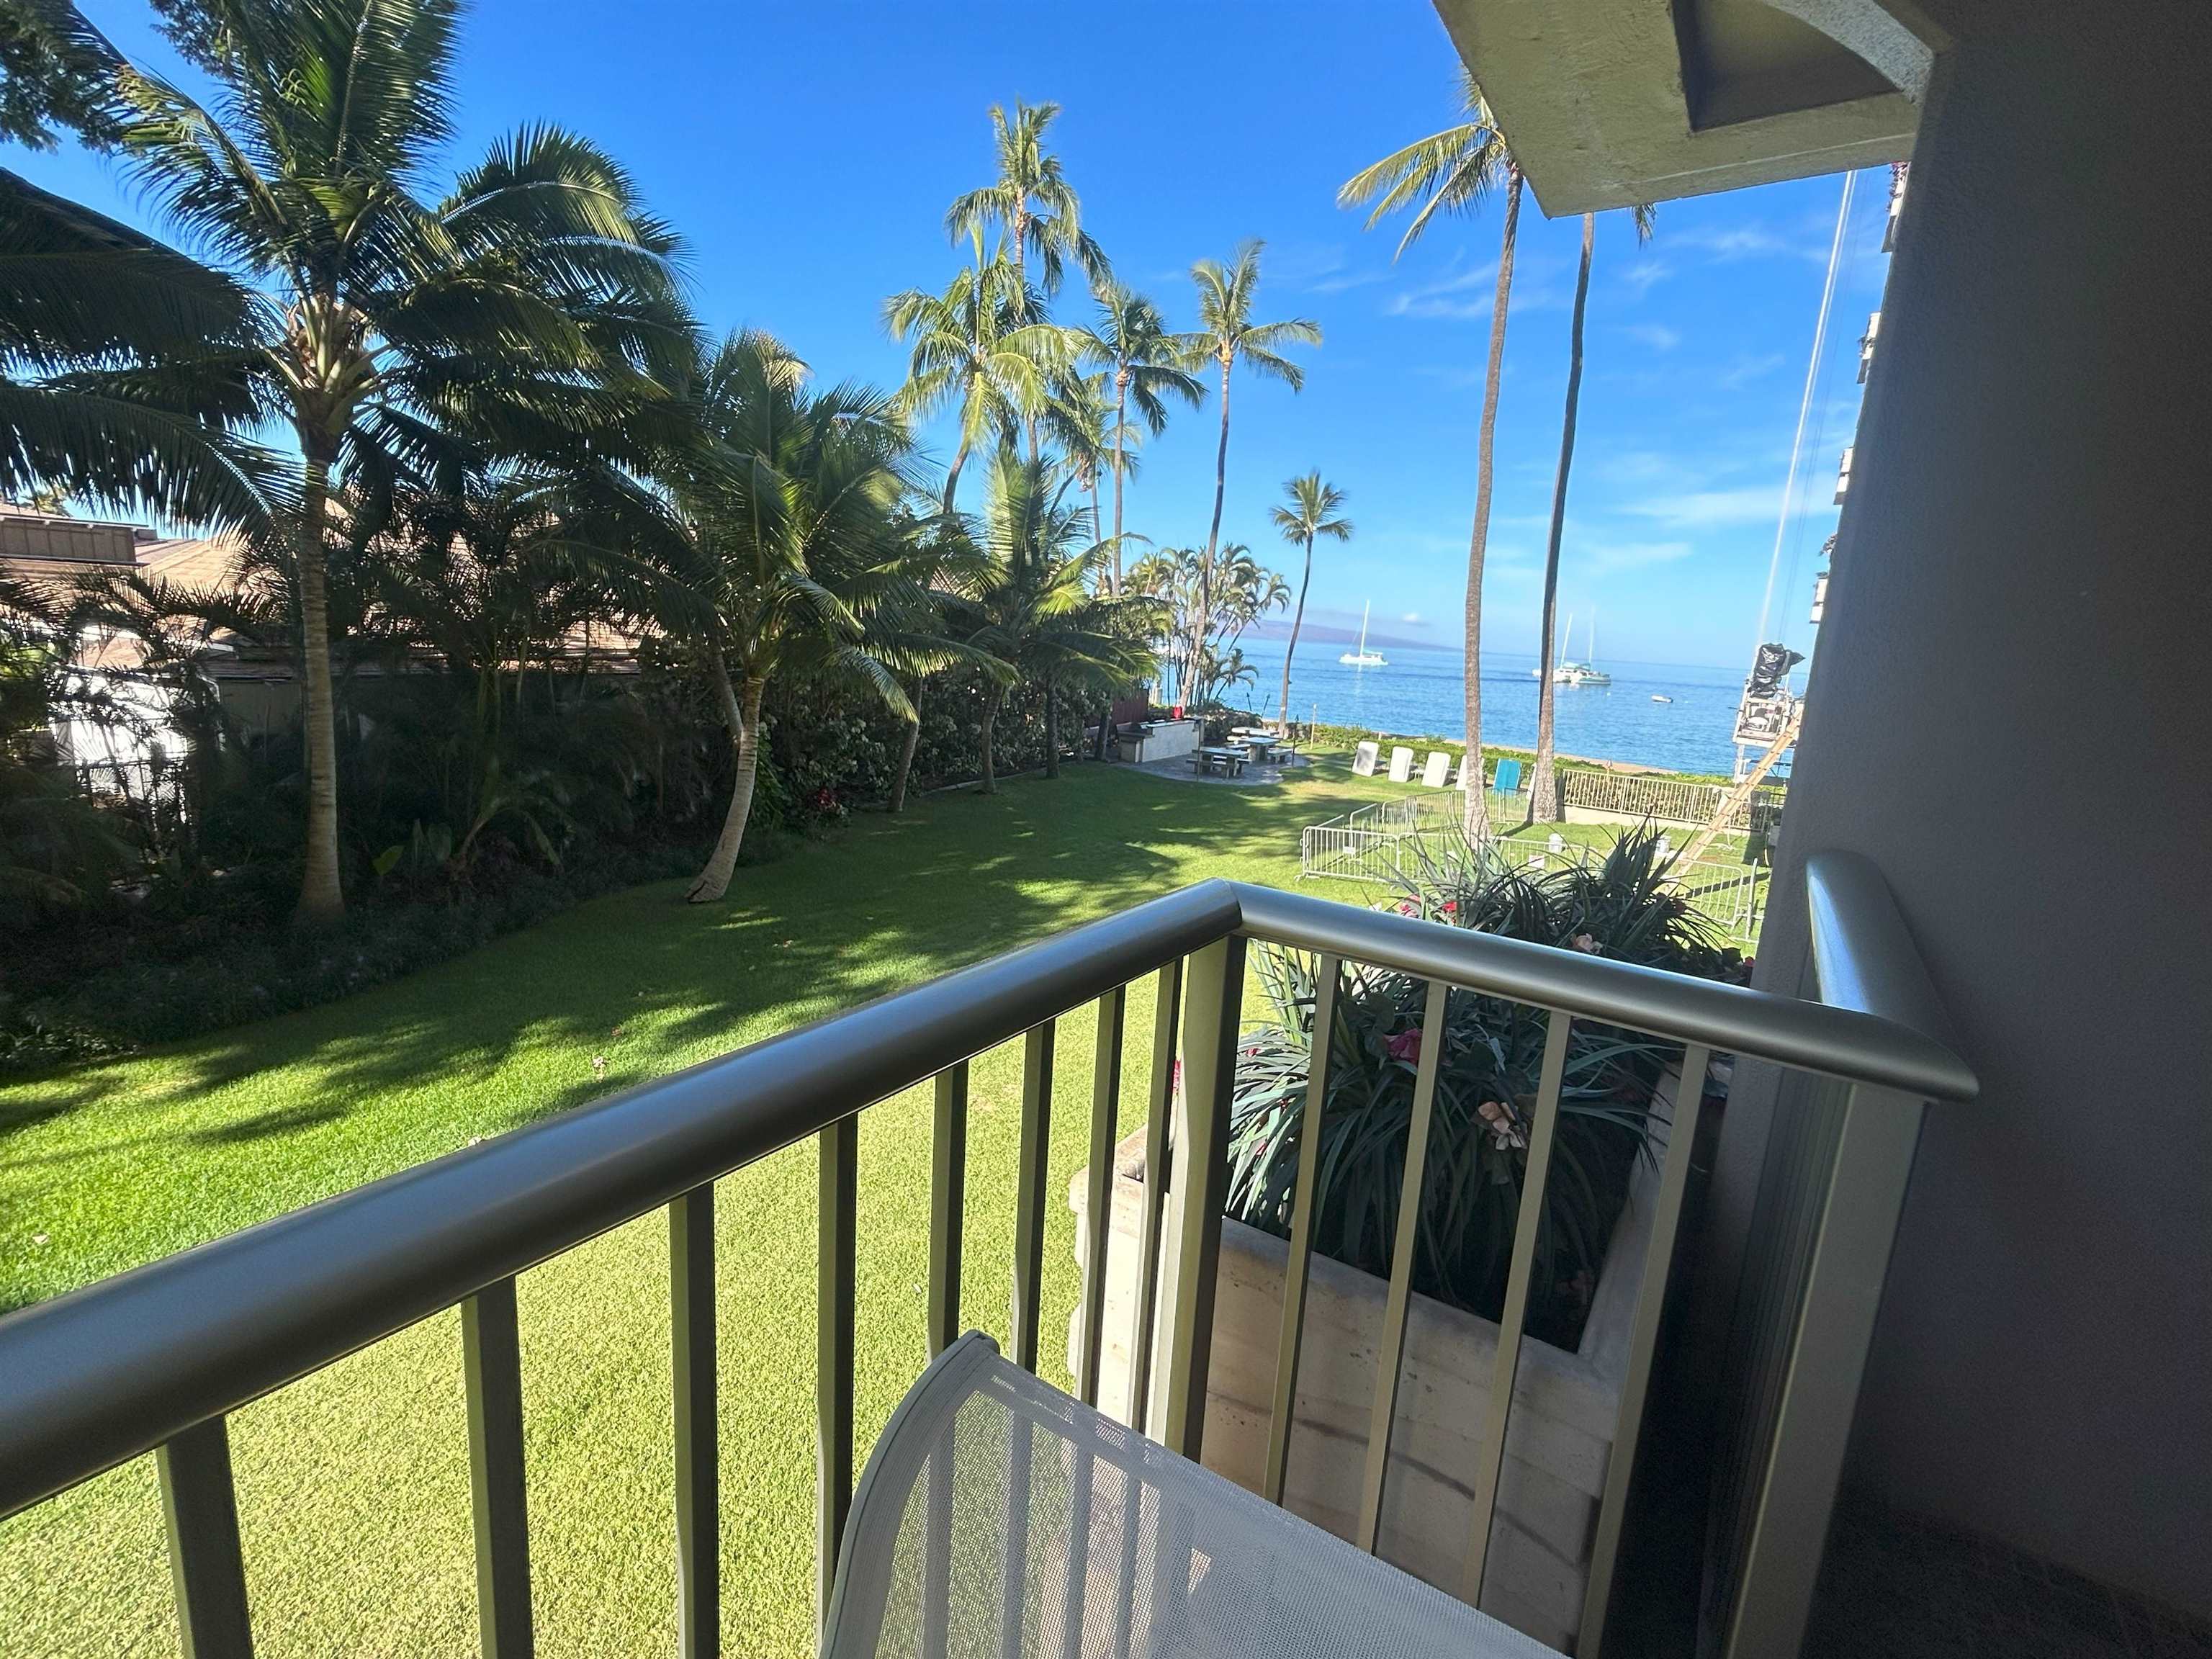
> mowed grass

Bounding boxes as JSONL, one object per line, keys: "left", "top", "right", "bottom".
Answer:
{"left": 5, "top": 752, "right": 1642, "bottom": 1659}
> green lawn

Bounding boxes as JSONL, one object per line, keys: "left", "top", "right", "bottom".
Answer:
{"left": 0, "top": 753, "right": 1477, "bottom": 1657}
{"left": 0, "top": 755, "right": 1665, "bottom": 1658}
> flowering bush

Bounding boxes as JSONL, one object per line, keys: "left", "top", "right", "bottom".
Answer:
{"left": 1223, "top": 823, "right": 1740, "bottom": 1349}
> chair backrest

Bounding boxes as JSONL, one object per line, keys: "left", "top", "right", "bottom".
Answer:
{"left": 1388, "top": 746, "right": 1414, "bottom": 783}
{"left": 1421, "top": 751, "right": 1451, "bottom": 788}
{"left": 1494, "top": 757, "right": 1523, "bottom": 795}
{"left": 1353, "top": 740, "right": 1380, "bottom": 777}
{"left": 1454, "top": 752, "right": 1473, "bottom": 791}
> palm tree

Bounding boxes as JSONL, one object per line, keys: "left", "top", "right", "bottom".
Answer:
{"left": 1269, "top": 473, "right": 1353, "bottom": 730}
{"left": 116, "top": 0, "right": 691, "bottom": 925}
{"left": 945, "top": 99, "right": 1107, "bottom": 323}
{"left": 885, "top": 254, "right": 1065, "bottom": 511}
{"left": 955, "top": 451, "right": 1158, "bottom": 790}
{"left": 1340, "top": 69, "right": 1516, "bottom": 835}
{"left": 607, "top": 332, "right": 917, "bottom": 902}
{"left": 0, "top": 168, "right": 273, "bottom": 529}
{"left": 1176, "top": 243, "right": 1319, "bottom": 704}
{"left": 1128, "top": 542, "right": 1289, "bottom": 710}
{"left": 1070, "top": 281, "right": 1202, "bottom": 593}
{"left": 1528, "top": 204, "right": 1654, "bottom": 822}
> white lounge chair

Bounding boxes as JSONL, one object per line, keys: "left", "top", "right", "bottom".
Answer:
{"left": 1388, "top": 745, "right": 1414, "bottom": 783}
{"left": 1352, "top": 739, "right": 1380, "bottom": 777}
{"left": 1454, "top": 752, "right": 1474, "bottom": 791}
{"left": 1421, "top": 750, "right": 1451, "bottom": 788}
{"left": 822, "top": 1334, "right": 1550, "bottom": 1659}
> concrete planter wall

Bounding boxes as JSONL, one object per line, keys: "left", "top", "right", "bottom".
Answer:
{"left": 1066, "top": 1068, "right": 1683, "bottom": 1653}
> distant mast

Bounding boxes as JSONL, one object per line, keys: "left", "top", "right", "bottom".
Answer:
{"left": 1339, "top": 601, "right": 1387, "bottom": 667}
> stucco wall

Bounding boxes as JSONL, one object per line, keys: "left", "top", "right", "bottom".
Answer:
{"left": 1710, "top": 0, "right": 2212, "bottom": 1619}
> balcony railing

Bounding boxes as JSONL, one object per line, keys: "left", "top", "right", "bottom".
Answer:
{"left": 0, "top": 859, "right": 1973, "bottom": 1659}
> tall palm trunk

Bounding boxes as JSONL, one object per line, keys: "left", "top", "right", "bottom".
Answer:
{"left": 979, "top": 687, "right": 1002, "bottom": 793}
{"left": 1110, "top": 372, "right": 1130, "bottom": 594}
{"left": 292, "top": 446, "right": 344, "bottom": 925}
{"left": 1462, "top": 171, "right": 1522, "bottom": 841}
{"left": 1195, "top": 356, "right": 1232, "bottom": 704}
{"left": 1528, "top": 212, "right": 1593, "bottom": 826}
{"left": 688, "top": 656, "right": 765, "bottom": 903}
{"left": 889, "top": 451, "right": 971, "bottom": 817}
{"left": 1280, "top": 531, "right": 1314, "bottom": 732}
{"left": 889, "top": 698, "right": 921, "bottom": 814}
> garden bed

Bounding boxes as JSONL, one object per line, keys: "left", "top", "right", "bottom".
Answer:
{"left": 1070, "top": 1056, "right": 1702, "bottom": 1653}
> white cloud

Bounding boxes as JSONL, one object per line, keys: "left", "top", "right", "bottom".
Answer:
{"left": 1583, "top": 539, "right": 1696, "bottom": 573}
{"left": 1624, "top": 323, "right": 1681, "bottom": 352}
{"left": 1719, "top": 352, "right": 1786, "bottom": 388}
{"left": 1400, "top": 611, "right": 1423, "bottom": 625}
{"left": 1619, "top": 258, "right": 1671, "bottom": 296}
{"left": 1624, "top": 485, "right": 1782, "bottom": 530}
{"left": 1665, "top": 222, "right": 1835, "bottom": 266}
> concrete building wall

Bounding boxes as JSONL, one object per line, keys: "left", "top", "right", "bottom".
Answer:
{"left": 1714, "top": 0, "right": 2212, "bottom": 1617}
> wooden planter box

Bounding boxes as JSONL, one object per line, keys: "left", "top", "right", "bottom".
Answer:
{"left": 1066, "top": 1068, "right": 1683, "bottom": 1653}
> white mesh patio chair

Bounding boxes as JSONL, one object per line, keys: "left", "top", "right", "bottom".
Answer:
{"left": 822, "top": 1332, "right": 1554, "bottom": 1659}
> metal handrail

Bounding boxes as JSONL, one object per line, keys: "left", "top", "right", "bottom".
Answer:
{"left": 1236, "top": 884, "right": 1975, "bottom": 1102}
{"left": 0, "top": 881, "right": 1239, "bottom": 1518}
{"left": 0, "top": 865, "right": 1977, "bottom": 1659}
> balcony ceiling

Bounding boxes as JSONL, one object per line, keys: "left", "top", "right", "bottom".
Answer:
{"left": 1429, "top": 0, "right": 1941, "bottom": 214}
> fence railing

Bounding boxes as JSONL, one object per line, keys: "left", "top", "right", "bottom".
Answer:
{"left": 1302, "top": 804, "right": 1770, "bottom": 942}
{"left": 1562, "top": 770, "right": 1784, "bottom": 834}
{"left": 0, "top": 864, "right": 1970, "bottom": 1659}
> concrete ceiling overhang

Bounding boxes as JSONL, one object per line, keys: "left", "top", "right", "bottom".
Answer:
{"left": 1429, "top": 0, "right": 1943, "bottom": 214}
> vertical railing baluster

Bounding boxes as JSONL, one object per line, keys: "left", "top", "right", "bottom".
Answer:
{"left": 1354, "top": 976, "right": 1450, "bottom": 1550}
{"left": 1264, "top": 952, "right": 1341, "bottom": 1506}
{"left": 1725, "top": 1083, "right": 1930, "bottom": 1659}
{"left": 1010, "top": 1021, "right": 1056, "bottom": 1372}
{"left": 463, "top": 1277, "right": 534, "bottom": 1659}
{"left": 927, "top": 1062, "right": 970, "bottom": 1357}
{"left": 1161, "top": 933, "right": 1246, "bottom": 1464}
{"left": 1462, "top": 1006, "right": 1573, "bottom": 1604}
{"left": 999, "top": 1411, "right": 1035, "bottom": 1658}
{"left": 1578, "top": 1044, "right": 1711, "bottom": 1658}
{"left": 1077, "top": 984, "right": 1128, "bottom": 1404}
{"left": 817, "top": 1115, "right": 858, "bottom": 1635}
{"left": 670, "top": 1184, "right": 719, "bottom": 1659}
{"left": 1128, "top": 960, "right": 1182, "bottom": 1434}
{"left": 157, "top": 1416, "right": 253, "bottom": 1659}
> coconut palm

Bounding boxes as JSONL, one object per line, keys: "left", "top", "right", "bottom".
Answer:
{"left": 1340, "top": 69, "right": 1516, "bottom": 835}
{"left": 1269, "top": 473, "right": 1353, "bottom": 730}
{"left": 1069, "top": 280, "right": 1202, "bottom": 592}
{"left": 0, "top": 168, "right": 273, "bottom": 528}
{"left": 945, "top": 99, "right": 1107, "bottom": 322}
{"left": 953, "top": 451, "right": 1159, "bottom": 790}
{"left": 1128, "top": 541, "right": 1289, "bottom": 710}
{"left": 115, "top": 0, "right": 692, "bottom": 925}
{"left": 602, "top": 332, "right": 917, "bottom": 901}
{"left": 885, "top": 253, "right": 1066, "bottom": 511}
{"left": 1528, "top": 204, "right": 1654, "bottom": 822}
{"left": 1174, "top": 242, "right": 1319, "bottom": 701}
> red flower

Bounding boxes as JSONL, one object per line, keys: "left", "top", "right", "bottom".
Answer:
{"left": 1442, "top": 900, "right": 1458, "bottom": 915}
{"left": 1386, "top": 1027, "right": 1422, "bottom": 1064}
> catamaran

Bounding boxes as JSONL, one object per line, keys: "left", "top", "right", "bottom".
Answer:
{"left": 1339, "top": 601, "right": 1386, "bottom": 667}
{"left": 1545, "top": 611, "right": 1611, "bottom": 685}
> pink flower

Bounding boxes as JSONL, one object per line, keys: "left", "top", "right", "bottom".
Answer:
{"left": 1442, "top": 900, "right": 1458, "bottom": 915}
{"left": 1386, "top": 1027, "right": 1422, "bottom": 1065}
{"left": 1571, "top": 933, "right": 1602, "bottom": 954}
{"left": 1478, "top": 1099, "right": 1528, "bottom": 1151}
{"left": 1394, "top": 900, "right": 1416, "bottom": 917}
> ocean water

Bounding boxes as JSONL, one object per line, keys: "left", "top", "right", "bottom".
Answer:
{"left": 1226, "top": 639, "right": 1750, "bottom": 778}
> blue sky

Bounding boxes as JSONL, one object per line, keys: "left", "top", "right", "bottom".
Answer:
{"left": 9, "top": 0, "right": 1892, "bottom": 670}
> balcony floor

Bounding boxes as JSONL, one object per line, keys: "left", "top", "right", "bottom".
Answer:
{"left": 1807, "top": 1489, "right": 2212, "bottom": 1659}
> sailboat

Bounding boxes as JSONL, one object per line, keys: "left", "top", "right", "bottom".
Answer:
{"left": 1339, "top": 601, "right": 1386, "bottom": 667}
{"left": 1550, "top": 611, "right": 1611, "bottom": 686}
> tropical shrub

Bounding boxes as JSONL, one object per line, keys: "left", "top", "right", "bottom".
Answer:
{"left": 1223, "top": 824, "right": 1740, "bottom": 1349}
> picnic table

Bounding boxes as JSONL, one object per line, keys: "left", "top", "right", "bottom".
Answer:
{"left": 1190, "top": 745, "right": 1248, "bottom": 777}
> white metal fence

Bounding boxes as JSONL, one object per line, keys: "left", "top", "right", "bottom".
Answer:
{"left": 1300, "top": 801, "right": 1770, "bottom": 940}
{"left": 1560, "top": 769, "right": 1785, "bottom": 835}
